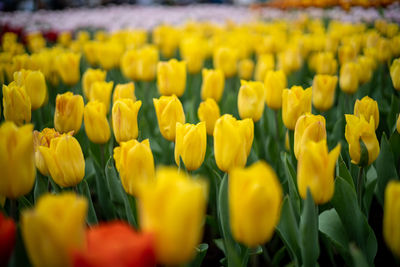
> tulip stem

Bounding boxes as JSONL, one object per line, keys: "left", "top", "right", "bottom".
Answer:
{"left": 357, "top": 166, "right": 364, "bottom": 208}
{"left": 274, "top": 110, "right": 280, "bottom": 141}
{"left": 10, "top": 199, "right": 17, "bottom": 220}
{"left": 100, "top": 144, "right": 105, "bottom": 168}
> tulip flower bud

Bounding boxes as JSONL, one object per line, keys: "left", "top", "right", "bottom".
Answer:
{"left": 112, "top": 82, "right": 136, "bottom": 105}
{"left": 357, "top": 56, "right": 374, "bottom": 84}
{"left": 297, "top": 140, "right": 341, "bottom": 204}
{"left": 84, "top": 101, "right": 111, "bottom": 144}
{"left": 21, "top": 193, "right": 87, "bottom": 267}
{"left": 254, "top": 53, "right": 274, "bottom": 82}
{"left": 383, "top": 180, "right": 400, "bottom": 258}
{"left": 97, "top": 42, "right": 124, "bottom": 70}
{"left": 114, "top": 139, "right": 155, "bottom": 197}
{"left": 238, "top": 80, "right": 265, "bottom": 122}
{"left": 201, "top": 68, "right": 225, "bottom": 102}
{"left": 214, "top": 114, "right": 254, "bottom": 172}
{"left": 354, "top": 96, "right": 379, "bottom": 130}
{"left": 2, "top": 82, "right": 31, "bottom": 125}
{"left": 136, "top": 45, "right": 159, "bottom": 82}
{"left": 213, "top": 46, "right": 238, "bottom": 78}
{"left": 180, "top": 37, "right": 206, "bottom": 74}
{"left": 0, "top": 214, "right": 16, "bottom": 266}
{"left": 82, "top": 68, "right": 107, "bottom": 99}
{"left": 57, "top": 31, "right": 71, "bottom": 47}
{"left": 238, "top": 59, "right": 254, "bottom": 80}
{"left": 56, "top": 52, "right": 81, "bottom": 86}
{"left": 229, "top": 161, "right": 282, "bottom": 247}
{"left": 376, "top": 38, "right": 392, "bottom": 62}
{"left": 112, "top": 99, "right": 142, "bottom": 143}
{"left": 340, "top": 62, "right": 359, "bottom": 94}
{"left": 338, "top": 45, "right": 356, "bottom": 65}
{"left": 0, "top": 122, "right": 35, "bottom": 198}
{"left": 264, "top": 70, "right": 287, "bottom": 110}
{"left": 39, "top": 133, "right": 85, "bottom": 187}
{"left": 121, "top": 49, "right": 138, "bottom": 80}
{"left": 157, "top": 59, "right": 186, "bottom": 97}
{"left": 88, "top": 81, "right": 113, "bottom": 113}
{"left": 13, "top": 69, "right": 47, "bottom": 110}
{"left": 33, "top": 128, "right": 61, "bottom": 176}
{"left": 345, "top": 114, "right": 380, "bottom": 166}
{"left": 312, "top": 74, "right": 338, "bottom": 111}
{"left": 277, "top": 47, "right": 302, "bottom": 75}
{"left": 54, "top": 92, "right": 84, "bottom": 134}
{"left": 294, "top": 113, "right": 327, "bottom": 159}
{"left": 391, "top": 58, "right": 400, "bottom": 90}
{"left": 153, "top": 25, "right": 180, "bottom": 58}
{"left": 138, "top": 167, "right": 208, "bottom": 265}
{"left": 315, "top": 52, "right": 337, "bottom": 75}
{"left": 197, "top": 98, "right": 220, "bottom": 136}
{"left": 282, "top": 86, "right": 312, "bottom": 130}
{"left": 175, "top": 122, "right": 206, "bottom": 171}
{"left": 153, "top": 95, "right": 185, "bottom": 141}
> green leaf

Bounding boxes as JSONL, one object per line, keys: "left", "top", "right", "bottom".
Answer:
{"left": 105, "top": 157, "right": 125, "bottom": 206}
{"left": 34, "top": 174, "right": 48, "bottom": 203}
{"left": 336, "top": 154, "right": 355, "bottom": 189}
{"left": 359, "top": 139, "right": 369, "bottom": 167}
{"left": 389, "top": 131, "right": 400, "bottom": 163}
{"left": 184, "top": 243, "right": 209, "bottom": 267}
{"left": 281, "top": 152, "right": 300, "bottom": 218}
{"left": 17, "top": 196, "right": 32, "bottom": 211}
{"left": 123, "top": 193, "right": 138, "bottom": 229}
{"left": 350, "top": 244, "right": 369, "bottom": 267}
{"left": 364, "top": 166, "right": 378, "bottom": 217}
{"left": 77, "top": 179, "right": 98, "bottom": 225}
{"left": 300, "top": 189, "right": 319, "bottom": 267}
{"left": 387, "top": 94, "right": 399, "bottom": 132}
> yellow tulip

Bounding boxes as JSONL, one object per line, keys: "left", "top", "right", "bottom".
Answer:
{"left": 81, "top": 68, "right": 106, "bottom": 99}
{"left": 376, "top": 38, "right": 392, "bottom": 62}
{"left": 138, "top": 167, "right": 208, "bottom": 265}
{"left": 112, "top": 99, "right": 142, "bottom": 143}
{"left": 315, "top": 52, "right": 337, "bottom": 75}
{"left": 214, "top": 114, "right": 254, "bottom": 172}
{"left": 238, "top": 59, "right": 254, "bottom": 80}
{"left": 201, "top": 68, "right": 225, "bottom": 102}
{"left": 254, "top": 54, "right": 274, "bottom": 82}
{"left": 180, "top": 37, "right": 206, "bottom": 74}
{"left": 77, "top": 30, "right": 90, "bottom": 42}
{"left": 282, "top": 86, "right": 312, "bottom": 130}
{"left": 83, "top": 101, "right": 111, "bottom": 144}
{"left": 114, "top": 139, "right": 155, "bottom": 197}
{"left": 340, "top": 62, "right": 359, "bottom": 94}
{"left": 197, "top": 98, "right": 221, "bottom": 136}
{"left": 21, "top": 193, "right": 87, "bottom": 267}
{"left": 383, "top": 180, "right": 400, "bottom": 258}
{"left": 120, "top": 49, "right": 138, "bottom": 80}
{"left": 238, "top": 80, "right": 265, "bottom": 122}
{"left": 57, "top": 31, "right": 72, "bottom": 47}
{"left": 345, "top": 114, "right": 380, "bottom": 166}
{"left": 264, "top": 70, "right": 287, "bottom": 110}
{"left": 56, "top": 52, "right": 81, "bottom": 86}
{"left": 312, "top": 74, "right": 338, "bottom": 111}
{"left": 13, "top": 69, "right": 47, "bottom": 110}
{"left": 397, "top": 115, "right": 400, "bottom": 134}
{"left": 157, "top": 59, "right": 186, "bottom": 97}
{"left": 175, "top": 122, "right": 207, "bottom": 171}
{"left": 153, "top": 95, "right": 185, "bottom": 141}
{"left": 354, "top": 96, "right": 379, "bottom": 130}
{"left": 2, "top": 82, "right": 31, "bottom": 125}
{"left": 112, "top": 82, "right": 136, "bottom": 104}
{"left": 33, "top": 128, "right": 61, "bottom": 176}
{"left": 88, "top": 81, "right": 113, "bottom": 113}
{"left": 96, "top": 42, "right": 123, "bottom": 70}
{"left": 83, "top": 41, "right": 99, "bottom": 66}
{"left": 136, "top": 45, "right": 159, "bottom": 82}
{"left": 391, "top": 58, "right": 400, "bottom": 90}
{"left": 297, "top": 140, "right": 341, "bottom": 204}
{"left": 277, "top": 47, "right": 302, "bottom": 75}
{"left": 153, "top": 25, "right": 180, "bottom": 58}
{"left": 54, "top": 92, "right": 84, "bottom": 134}
{"left": 338, "top": 45, "right": 356, "bottom": 65}
{"left": 294, "top": 113, "right": 326, "bottom": 159}
{"left": 39, "top": 133, "right": 85, "bottom": 187}
{"left": 0, "top": 122, "right": 35, "bottom": 199}
{"left": 357, "top": 56, "right": 374, "bottom": 84}
{"left": 213, "top": 46, "right": 238, "bottom": 78}
{"left": 229, "top": 161, "right": 282, "bottom": 247}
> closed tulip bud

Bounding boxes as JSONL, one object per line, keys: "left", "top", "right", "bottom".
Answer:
{"left": 383, "top": 180, "right": 400, "bottom": 258}
{"left": 238, "top": 80, "right": 265, "bottom": 122}
{"left": 254, "top": 54, "right": 274, "bottom": 82}
{"left": 214, "top": 114, "right": 254, "bottom": 172}
{"left": 0, "top": 214, "right": 16, "bottom": 266}
{"left": 54, "top": 92, "right": 84, "bottom": 134}
{"left": 180, "top": 37, "right": 206, "bottom": 74}
{"left": 114, "top": 139, "right": 155, "bottom": 197}
{"left": 112, "top": 99, "right": 141, "bottom": 143}
{"left": 88, "top": 81, "right": 113, "bottom": 113}
{"left": 282, "top": 86, "right": 312, "bottom": 130}
{"left": 354, "top": 96, "right": 379, "bottom": 130}
{"left": 33, "top": 128, "right": 61, "bottom": 176}
{"left": 82, "top": 68, "right": 107, "bottom": 99}
{"left": 264, "top": 70, "right": 287, "bottom": 110}
{"left": 157, "top": 59, "right": 186, "bottom": 97}
{"left": 113, "top": 82, "right": 136, "bottom": 105}
{"left": 391, "top": 58, "right": 400, "bottom": 90}
{"left": 340, "top": 62, "right": 359, "bottom": 94}
{"left": 297, "top": 140, "right": 341, "bottom": 204}
{"left": 277, "top": 48, "right": 302, "bottom": 74}
{"left": 0, "top": 122, "right": 35, "bottom": 198}
{"left": 201, "top": 68, "right": 224, "bottom": 102}
{"left": 312, "top": 74, "right": 338, "bottom": 111}
{"left": 213, "top": 46, "right": 238, "bottom": 78}
{"left": 138, "top": 167, "right": 208, "bottom": 265}
{"left": 175, "top": 122, "right": 206, "bottom": 171}
{"left": 377, "top": 38, "right": 392, "bottom": 62}
{"left": 238, "top": 59, "right": 254, "bottom": 80}
{"left": 197, "top": 98, "right": 220, "bottom": 136}
{"left": 357, "top": 56, "right": 374, "bottom": 84}
{"left": 84, "top": 101, "right": 111, "bottom": 144}
{"left": 229, "top": 161, "right": 282, "bottom": 247}
{"left": 338, "top": 45, "right": 356, "bottom": 65}
{"left": 57, "top": 31, "right": 71, "bottom": 47}
{"left": 56, "top": 52, "right": 81, "bottom": 86}
{"left": 345, "top": 114, "right": 380, "bottom": 166}
{"left": 21, "top": 193, "right": 87, "bottom": 267}
{"left": 315, "top": 52, "right": 337, "bottom": 75}
{"left": 13, "top": 69, "right": 47, "bottom": 110}
{"left": 121, "top": 49, "right": 138, "bottom": 80}
{"left": 39, "top": 133, "right": 85, "bottom": 187}
{"left": 97, "top": 42, "right": 124, "bottom": 70}
{"left": 153, "top": 95, "right": 185, "bottom": 141}
{"left": 2, "top": 82, "right": 31, "bottom": 125}
{"left": 136, "top": 45, "right": 159, "bottom": 82}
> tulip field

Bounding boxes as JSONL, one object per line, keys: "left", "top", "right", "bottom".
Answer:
{"left": 1, "top": 3, "right": 400, "bottom": 267}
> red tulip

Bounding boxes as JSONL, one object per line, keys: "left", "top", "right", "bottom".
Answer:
{"left": 0, "top": 213, "right": 16, "bottom": 266}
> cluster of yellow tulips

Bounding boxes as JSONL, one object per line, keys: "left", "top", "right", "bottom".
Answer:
{"left": 1, "top": 14, "right": 400, "bottom": 267}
